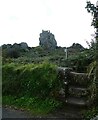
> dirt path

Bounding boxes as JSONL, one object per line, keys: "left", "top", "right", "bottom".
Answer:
{"left": 2, "top": 107, "right": 34, "bottom": 118}
{"left": 2, "top": 105, "right": 83, "bottom": 119}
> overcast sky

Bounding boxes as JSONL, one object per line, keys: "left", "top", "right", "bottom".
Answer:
{"left": 0, "top": 0, "right": 96, "bottom": 48}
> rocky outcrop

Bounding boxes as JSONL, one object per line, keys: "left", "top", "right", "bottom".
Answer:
{"left": 39, "top": 30, "right": 57, "bottom": 50}
{"left": 68, "top": 43, "right": 85, "bottom": 53}
{"left": 2, "top": 42, "right": 29, "bottom": 58}
{"left": 19, "top": 42, "right": 28, "bottom": 50}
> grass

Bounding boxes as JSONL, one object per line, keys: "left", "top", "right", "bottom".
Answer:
{"left": 2, "top": 62, "right": 60, "bottom": 97}
{"left": 2, "top": 95, "right": 62, "bottom": 115}
{"left": 2, "top": 62, "right": 63, "bottom": 115}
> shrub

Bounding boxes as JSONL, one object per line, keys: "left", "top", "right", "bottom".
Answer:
{"left": 2, "top": 48, "right": 20, "bottom": 58}
{"left": 2, "top": 62, "right": 60, "bottom": 98}
{"left": 65, "top": 50, "right": 94, "bottom": 72}
{"left": 83, "top": 107, "right": 98, "bottom": 120}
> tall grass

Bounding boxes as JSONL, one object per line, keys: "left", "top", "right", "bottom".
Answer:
{"left": 2, "top": 62, "right": 62, "bottom": 114}
{"left": 2, "top": 62, "right": 60, "bottom": 98}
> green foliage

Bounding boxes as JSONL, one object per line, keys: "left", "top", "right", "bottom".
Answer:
{"left": 2, "top": 62, "right": 60, "bottom": 98}
{"left": 85, "top": 1, "right": 96, "bottom": 15}
{"left": 3, "top": 48, "right": 20, "bottom": 58}
{"left": 65, "top": 50, "right": 94, "bottom": 72}
{"left": 83, "top": 107, "right": 98, "bottom": 120}
{"left": 85, "top": 1, "right": 97, "bottom": 27}
{"left": 87, "top": 61, "right": 96, "bottom": 77}
{"left": 87, "top": 61, "right": 97, "bottom": 105}
{"left": 3, "top": 96, "right": 62, "bottom": 115}
{"left": 86, "top": 1, "right": 98, "bottom": 105}
{"left": 34, "top": 46, "right": 44, "bottom": 53}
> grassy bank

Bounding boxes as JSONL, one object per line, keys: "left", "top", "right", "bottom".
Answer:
{"left": 3, "top": 95, "right": 62, "bottom": 115}
{"left": 2, "top": 62, "right": 63, "bottom": 115}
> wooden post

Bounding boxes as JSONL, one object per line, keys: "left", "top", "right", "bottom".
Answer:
{"left": 64, "top": 48, "right": 68, "bottom": 60}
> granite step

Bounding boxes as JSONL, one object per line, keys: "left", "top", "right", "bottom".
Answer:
{"left": 68, "top": 86, "right": 89, "bottom": 97}
{"left": 66, "top": 97, "right": 87, "bottom": 106}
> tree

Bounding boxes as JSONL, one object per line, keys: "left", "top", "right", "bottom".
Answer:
{"left": 85, "top": 1, "right": 98, "bottom": 104}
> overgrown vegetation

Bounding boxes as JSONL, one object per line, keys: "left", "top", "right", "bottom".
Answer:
{"left": 83, "top": 1, "right": 98, "bottom": 119}
{"left": 2, "top": 1, "right": 98, "bottom": 118}
{"left": 2, "top": 62, "right": 63, "bottom": 114}
{"left": 2, "top": 43, "right": 96, "bottom": 116}
{"left": 3, "top": 96, "right": 62, "bottom": 115}
{"left": 83, "top": 107, "right": 98, "bottom": 120}
{"left": 2, "top": 62, "right": 62, "bottom": 97}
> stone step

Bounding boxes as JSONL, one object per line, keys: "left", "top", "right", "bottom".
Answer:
{"left": 49, "top": 104, "right": 83, "bottom": 118}
{"left": 66, "top": 97, "right": 87, "bottom": 106}
{"left": 68, "top": 86, "right": 89, "bottom": 97}
{"left": 69, "top": 86, "right": 87, "bottom": 91}
{"left": 68, "top": 72, "right": 93, "bottom": 86}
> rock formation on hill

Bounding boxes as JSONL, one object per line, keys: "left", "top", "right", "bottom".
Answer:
{"left": 2, "top": 42, "right": 28, "bottom": 50}
{"left": 2, "top": 42, "right": 29, "bottom": 58}
{"left": 20, "top": 42, "right": 28, "bottom": 49}
{"left": 68, "top": 43, "right": 85, "bottom": 51}
{"left": 39, "top": 30, "right": 57, "bottom": 50}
